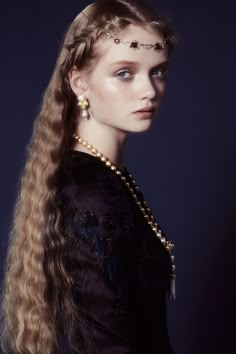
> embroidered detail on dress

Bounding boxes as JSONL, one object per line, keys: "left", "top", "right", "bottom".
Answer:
{"left": 68, "top": 210, "right": 117, "bottom": 260}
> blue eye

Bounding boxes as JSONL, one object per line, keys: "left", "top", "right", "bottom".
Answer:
{"left": 152, "top": 68, "right": 168, "bottom": 80}
{"left": 116, "top": 69, "right": 132, "bottom": 80}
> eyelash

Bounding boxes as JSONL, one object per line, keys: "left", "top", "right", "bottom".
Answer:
{"left": 116, "top": 68, "right": 168, "bottom": 81}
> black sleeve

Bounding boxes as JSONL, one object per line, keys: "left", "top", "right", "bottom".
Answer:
{"left": 57, "top": 173, "right": 139, "bottom": 354}
{"left": 56, "top": 157, "right": 175, "bottom": 354}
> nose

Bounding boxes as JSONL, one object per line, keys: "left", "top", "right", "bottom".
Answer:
{"left": 139, "top": 76, "right": 157, "bottom": 100}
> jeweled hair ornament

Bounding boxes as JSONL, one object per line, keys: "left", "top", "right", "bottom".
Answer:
{"left": 105, "top": 32, "right": 169, "bottom": 52}
{"left": 79, "top": 11, "right": 169, "bottom": 52}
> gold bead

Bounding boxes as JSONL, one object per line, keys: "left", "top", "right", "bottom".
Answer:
{"left": 91, "top": 148, "right": 97, "bottom": 154}
{"left": 167, "top": 241, "right": 174, "bottom": 251}
{"left": 106, "top": 161, "right": 112, "bottom": 167}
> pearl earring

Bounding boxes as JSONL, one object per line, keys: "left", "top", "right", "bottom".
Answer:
{"left": 77, "top": 95, "right": 89, "bottom": 119}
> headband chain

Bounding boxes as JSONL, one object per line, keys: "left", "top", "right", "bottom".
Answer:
{"left": 79, "top": 11, "right": 169, "bottom": 52}
{"left": 106, "top": 32, "right": 169, "bottom": 52}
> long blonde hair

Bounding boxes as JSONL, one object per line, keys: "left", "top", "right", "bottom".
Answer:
{"left": 0, "top": 1, "right": 177, "bottom": 353}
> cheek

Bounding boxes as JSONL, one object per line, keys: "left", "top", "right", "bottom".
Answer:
{"left": 89, "top": 78, "right": 128, "bottom": 109}
{"left": 158, "top": 81, "right": 167, "bottom": 94}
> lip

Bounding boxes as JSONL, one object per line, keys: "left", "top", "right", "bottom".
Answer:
{"left": 134, "top": 111, "right": 154, "bottom": 119}
{"left": 133, "top": 106, "right": 156, "bottom": 119}
{"left": 134, "top": 106, "right": 155, "bottom": 113}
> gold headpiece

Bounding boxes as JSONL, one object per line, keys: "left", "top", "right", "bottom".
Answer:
{"left": 105, "top": 32, "right": 169, "bottom": 52}
{"left": 81, "top": 11, "right": 169, "bottom": 52}
{"left": 79, "top": 11, "right": 169, "bottom": 52}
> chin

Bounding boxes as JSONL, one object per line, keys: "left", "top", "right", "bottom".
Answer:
{"left": 130, "top": 120, "right": 153, "bottom": 133}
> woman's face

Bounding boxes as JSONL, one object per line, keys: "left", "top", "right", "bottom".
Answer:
{"left": 85, "top": 24, "right": 169, "bottom": 134}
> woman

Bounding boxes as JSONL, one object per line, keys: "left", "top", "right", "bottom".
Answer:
{"left": 0, "top": 0, "right": 177, "bottom": 353}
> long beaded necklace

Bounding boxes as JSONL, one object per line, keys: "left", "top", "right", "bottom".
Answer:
{"left": 73, "top": 134, "right": 176, "bottom": 299}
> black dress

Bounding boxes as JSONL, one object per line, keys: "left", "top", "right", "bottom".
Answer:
{"left": 56, "top": 150, "right": 175, "bottom": 354}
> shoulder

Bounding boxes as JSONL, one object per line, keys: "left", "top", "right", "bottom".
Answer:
{"left": 56, "top": 150, "right": 136, "bottom": 259}
{"left": 58, "top": 150, "right": 112, "bottom": 186}
{"left": 56, "top": 150, "right": 126, "bottom": 212}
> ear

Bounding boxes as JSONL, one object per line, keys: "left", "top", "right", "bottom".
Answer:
{"left": 68, "top": 66, "right": 88, "bottom": 96}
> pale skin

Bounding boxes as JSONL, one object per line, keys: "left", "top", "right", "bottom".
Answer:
{"left": 69, "top": 24, "right": 169, "bottom": 170}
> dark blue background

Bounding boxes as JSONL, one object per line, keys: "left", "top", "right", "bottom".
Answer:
{"left": 1, "top": 1, "right": 235, "bottom": 353}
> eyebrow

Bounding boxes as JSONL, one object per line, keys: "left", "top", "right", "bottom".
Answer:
{"left": 109, "top": 60, "right": 169, "bottom": 67}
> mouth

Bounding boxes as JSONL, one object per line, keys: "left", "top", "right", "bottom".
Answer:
{"left": 133, "top": 107, "right": 156, "bottom": 119}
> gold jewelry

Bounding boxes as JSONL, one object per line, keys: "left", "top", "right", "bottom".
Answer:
{"left": 73, "top": 134, "right": 176, "bottom": 299}
{"left": 105, "top": 32, "right": 169, "bottom": 52}
{"left": 78, "top": 95, "right": 89, "bottom": 119}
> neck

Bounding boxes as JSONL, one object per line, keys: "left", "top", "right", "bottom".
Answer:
{"left": 72, "top": 119, "right": 128, "bottom": 170}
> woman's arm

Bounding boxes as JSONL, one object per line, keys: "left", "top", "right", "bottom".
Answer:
{"left": 56, "top": 168, "right": 139, "bottom": 354}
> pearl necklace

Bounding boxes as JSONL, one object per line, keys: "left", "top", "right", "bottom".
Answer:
{"left": 73, "top": 134, "right": 176, "bottom": 299}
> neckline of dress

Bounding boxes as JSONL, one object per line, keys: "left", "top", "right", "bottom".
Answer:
{"left": 69, "top": 149, "right": 127, "bottom": 174}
